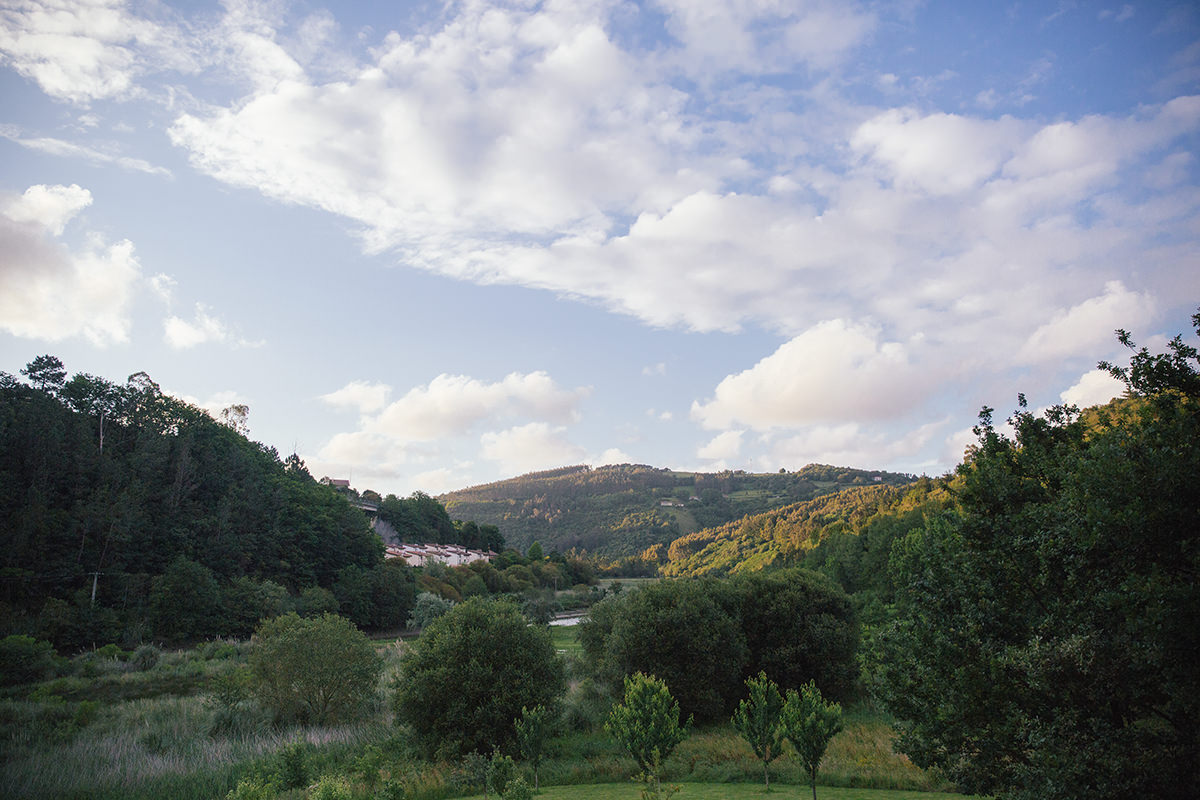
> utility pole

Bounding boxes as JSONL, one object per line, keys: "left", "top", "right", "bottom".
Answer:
{"left": 88, "top": 571, "right": 103, "bottom": 606}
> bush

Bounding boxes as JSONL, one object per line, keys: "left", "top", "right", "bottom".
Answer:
{"left": 0, "top": 635, "right": 58, "bottom": 685}
{"left": 502, "top": 775, "right": 533, "bottom": 800}
{"left": 394, "top": 597, "right": 565, "bottom": 758}
{"left": 310, "top": 774, "right": 352, "bottom": 800}
{"left": 131, "top": 643, "right": 162, "bottom": 671}
{"left": 250, "top": 613, "right": 382, "bottom": 725}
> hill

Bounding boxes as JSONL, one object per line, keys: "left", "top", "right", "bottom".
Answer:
{"left": 439, "top": 463, "right": 917, "bottom": 559}
{"left": 658, "top": 476, "right": 954, "bottom": 581}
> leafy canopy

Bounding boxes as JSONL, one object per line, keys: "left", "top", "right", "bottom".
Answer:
{"left": 781, "top": 681, "right": 843, "bottom": 800}
{"left": 606, "top": 672, "right": 691, "bottom": 786}
{"left": 864, "top": 311, "right": 1200, "bottom": 800}
{"left": 249, "top": 612, "right": 382, "bottom": 725}
{"left": 393, "top": 597, "right": 565, "bottom": 758}
{"left": 732, "top": 671, "right": 786, "bottom": 790}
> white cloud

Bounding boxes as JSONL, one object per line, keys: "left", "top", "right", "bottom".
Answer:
{"left": 852, "top": 109, "right": 1028, "bottom": 195}
{"left": 692, "top": 319, "right": 925, "bottom": 430}
{"left": 697, "top": 430, "right": 743, "bottom": 460}
{"left": 0, "top": 0, "right": 191, "bottom": 104}
{"left": 168, "top": 388, "right": 250, "bottom": 423}
{"left": 163, "top": 304, "right": 227, "bottom": 348}
{"left": 1060, "top": 369, "right": 1125, "bottom": 408}
{"left": 0, "top": 127, "right": 173, "bottom": 176}
{"left": 656, "top": 0, "right": 876, "bottom": 75}
{"left": 3, "top": 183, "right": 92, "bottom": 235}
{"left": 320, "top": 380, "right": 391, "bottom": 415}
{"left": 163, "top": 303, "right": 258, "bottom": 349}
{"left": 1019, "top": 281, "right": 1155, "bottom": 362}
{"left": 480, "top": 422, "right": 586, "bottom": 475}
{"left": 157, "top": 0, "right": 1200, "bottom": 383}
{"left": 0, "top": 192, "right": 140, "bottom": 345}
{"left": 370, "top": 372, "right": 587, "bottom": 442}
{"left": 764, "top": 418, "right": 946, "bottom": 473}
{"left": 592, "top": 447, "right": 631, "bottom": 466}
{"left": 314, "top": 370, "right": 590, "bottom": 489}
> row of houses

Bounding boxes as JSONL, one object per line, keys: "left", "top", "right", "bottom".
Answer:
{"left": 385, "top": 543, "right": 497, "bottom": 567}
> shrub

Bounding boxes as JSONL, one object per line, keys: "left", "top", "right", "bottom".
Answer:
{"left": 394, "top": 597, "right": 564, "bottom": 758}
{"left": 131, "top": 643, "right": 162, "bottom": 671}
{"left": 250, "top": 613, "right": 382, "bottom": 725}
{"left": 502, "top": 775, "right": 533, "bottom": 800}
{"left": 310, "top": 774, "right": 352, "bottom": 800}
{"left": 0, "top": 635, "right": 58, "bottom": 685}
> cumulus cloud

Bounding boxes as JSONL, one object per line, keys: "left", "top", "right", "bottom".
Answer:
{"left": 697, "top": 430, "right": 743, "bottom": 460}
{"left": 0, "top": 0, "right": 192, "bottom": 104}
{"left": 1019, "top": 281, "right": 1155, "bottom": 362}
{"left": 0, "top": 185, "right": 140, "bottom": 345}
{"left": 1060, "top": 369, "right": 1125, "bottom": 408}
{"left": 480, "top": 422, "right": 587, "bottom": 475}
{"left": 314, "top": 371, "right": 590, "bottom": 487}
{"left": 320, "top": 380, "right": 391, "bottom": 415}
{"left": 3, "top": 183, "right": 92, "bottom": 235}
{"left": 369, "top": 372, "right": 587, "bottom": 442}
{"left": 163, "top": 302, "right": 260, "bottom": 349}
{"left": 764, "top": 418, "right": 947, "bottom": 473}
{"left": 692, "top": 320, "right": 925, "bottom": 430}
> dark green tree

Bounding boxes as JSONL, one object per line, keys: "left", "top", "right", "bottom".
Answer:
{"left": 732, "top": 672, "right": 786, "bottom": 791}
{"left": 601, "top": 578, "right": 747, "bottom": 723}
{"left": 149, "top": 556, "right": 221, "bottom": 642}
{"left": 249, "top": 612, "right": 382, "bottom": 725}
{"left": 781, "top": 681, "right": 843, "bottom": 800}
{"left": 864, "top": 313, "right": 1200, "bottom": 800}
{"left": 21, "top": 355, "right": 66, "bottom": 393}
{"left": 393, "top": 597, "right": 564, "bottom": 758}
{"left": 735, "top": 569, "right": 858, "bottom": 700}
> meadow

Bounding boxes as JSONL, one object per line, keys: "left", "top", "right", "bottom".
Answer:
{"left": 0, "top": 633, "right": 973, "bottom": 800}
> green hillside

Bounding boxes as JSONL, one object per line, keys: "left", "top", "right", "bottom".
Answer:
{"left": 659, "top": 477, "right": 955, "bottom": 582}
{"left": 439, "top": 463, "right": 916, "bottom": 559}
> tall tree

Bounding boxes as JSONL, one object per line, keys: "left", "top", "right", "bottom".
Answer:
{"left": 20, "top": 355, "right": 66, "bottom": 394}
{"left": 865, "top": 313, "right": 1200, "bottom": 800}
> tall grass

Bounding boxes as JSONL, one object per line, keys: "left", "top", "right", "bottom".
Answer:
{"left": 1, "top": 692, "right": 391, "bottom": 799}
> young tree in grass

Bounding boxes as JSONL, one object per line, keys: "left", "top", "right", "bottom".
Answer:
{"left": 732, "top": 671, "right": 786, "bottom": 791}
{"left": 249, "top": 612, "right": 382, "bottom": 725}
{"left": 606, "top": 672, "right": 691, "bottom": 796}
{"left": 515, "top": 703, "right": 554, "bottom": 791}
{"left": 781, "top": 681, "right": 843, "bottom": 800}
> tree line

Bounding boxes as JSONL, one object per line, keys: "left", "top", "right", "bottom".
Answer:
{"left": 0, "top": 357, "right": 508, "bottom": 650}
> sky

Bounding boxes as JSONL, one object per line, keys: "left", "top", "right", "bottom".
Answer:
{"left": 1, "top": 0, "right": 1198, "bottom": 498}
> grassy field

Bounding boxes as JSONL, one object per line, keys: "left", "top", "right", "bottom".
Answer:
{"left": 460, "top": 785, "right": 977, "bottom": 800}
{"left": 2, "top": 629, "right": 970, "bottom": 800}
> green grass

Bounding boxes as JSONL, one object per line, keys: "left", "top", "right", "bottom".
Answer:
{"left": 458, "top": 784, "right": 978, "bottom": 800}
{"left": 2, "top": 636, "right": 969, "bottom": 800}
{"left": 550, "top": 626, "right": 583, "bottom": 656}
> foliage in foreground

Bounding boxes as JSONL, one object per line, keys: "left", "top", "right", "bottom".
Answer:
{"left": 249, "top": 612, "right": 382, "bottom": 725}
{"left": 394, "top": 596, "right": 565, "bottom": 759}
{"left": 606, "top": 672, "right": 691, "bottom": 795}
{"left": 865, "top": 313, "right": 1200, "bottom": 800}
{"left": 580, "top": 568, "right": 857, "bottom": 723}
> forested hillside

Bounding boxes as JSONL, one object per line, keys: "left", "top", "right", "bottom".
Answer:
{"left": 657, "top": 477, "right": 954, "bottom": 581}
{"left": 440, "top": 462, "right": 915, "bottom": 560}
{"left": 0, "top": 358, "right": 457, "bottom": 648}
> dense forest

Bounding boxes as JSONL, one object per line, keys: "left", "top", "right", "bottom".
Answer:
{"left": 440, "top": 462, "right": 916, "bottom": 560}
{"left": 0, "top": 358, "right": 508, "bottom": 649}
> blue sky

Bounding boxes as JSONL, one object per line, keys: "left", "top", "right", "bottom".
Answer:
{"left": 1, "top": 0, "right": 1198, "bottom": 497}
